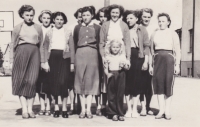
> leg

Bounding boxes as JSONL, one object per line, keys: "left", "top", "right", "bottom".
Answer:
{"left": 19, "top": 96, "right": 28, "bottom": 114}
{"left": 165, "top": 95, "right": 172, "bottom": 118}
{"left": 156, "top": 94, "right": 165, "bottom": 118}
{"left": 86, "top": 95, "right": 93, "bottom": 118}
{"left": 79, "top": 94, "right": 86, "bottom": 113}
{"left": 95, "top": 95, "right": 102, "bottom": 116}
{"left": 140, "top": 93, "right": 147, "bottom": 116}
{"left": 132, "top": 95, "right": 140, "bottom": 118}
{"left": 45, "top": 94, "right": 52, "bottom": 116}
{"left": 27, "top": 97, "right": 36, "bottom": 118}
{"left": 69, "top": 89, "right": 75, "bottom": 111}
{"left": 125, "top": 95, "right": 132, "bottom": 117}
{"left": 38, "top": 93, "right": 45, "bottom": 115}
{"left": 53, "top": 96, "right": 60, "bottom": 118}
{"left": 61, "top": 96, "right": 68, "bottom": 118}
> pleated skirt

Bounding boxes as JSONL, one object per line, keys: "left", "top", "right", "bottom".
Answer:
{"left": 152, "top": 50, "right": 175, "bottom": 97}
{"left": 74, "top": 47, "right": 100, "bottom": 95}
{"left": 12, "top": 43, "right": 40, "bottom": 98}
{"left": 125, "top": 48, "right": 148, "bottom": 96}
{"left": 48, "top": 50, "right": 70, "bottom": 97}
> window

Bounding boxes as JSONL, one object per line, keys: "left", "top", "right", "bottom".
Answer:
{"left": 189, "top": 29, "right": 193, "bottom": 53}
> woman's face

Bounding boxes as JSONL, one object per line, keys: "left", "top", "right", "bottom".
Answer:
{"left": 41, "top": 13, "right": 51, "bottom": 27}
{"left": 77, "top": 12, "right": 82, "bottom": 24}
{"left": 111, "top": 43, "right": 120, "bottom": 55}
{"left": 110, "top": 8, "right": 120, "bottom": 22}
{"left": 23, "top": 10, "right": 34, "bottom": 24}
{"left": 141, "top": 11, "right": 152, "bottom": 26}
{"left": 158, "top": 16, "right": 169, "bottom": 30}
{"left": 126, "top": 14, "right": 138, "bottom": 27}
{"left": 82, "top": 11, "right": 93, "bottom": 25}
{"left": 54, "top": 15, "right": 64, "bottom": 29}
{"left": 99, "top": 12, "right": 108, "bottom": 24}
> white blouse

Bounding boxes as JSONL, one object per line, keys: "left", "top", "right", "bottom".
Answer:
{"left": 42, "top": 25, "right": 51, "bottom": 41}
{"left": 107, "top": 20, "right": 123, "bottom": 42}
{"left": 51, "top": 27, "right": 66, "bottom": 50}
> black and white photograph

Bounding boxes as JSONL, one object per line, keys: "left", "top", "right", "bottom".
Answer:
{"left": 0, "top": 0, "right": 199, "bottom": 127}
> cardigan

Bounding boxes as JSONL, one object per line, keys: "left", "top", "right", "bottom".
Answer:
{"left": 42, "top": 27, "right": 75, "bottom": 63}
{"left": 9, "top": 22, "right": 43, "bottom": 63}
{"left": 73, "top": 22, "right": 101, "bottom": 52}
{"left": 99, "top": 20, "right": 131, "bottom": 60}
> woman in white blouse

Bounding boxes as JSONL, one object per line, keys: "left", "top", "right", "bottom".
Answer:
{"left": 149, "top": 13, "right": 181, "bottom": 120}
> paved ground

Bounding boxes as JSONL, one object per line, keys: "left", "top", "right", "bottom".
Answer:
{"left": 0, "top": 76, "right": 200, "bottom": 127}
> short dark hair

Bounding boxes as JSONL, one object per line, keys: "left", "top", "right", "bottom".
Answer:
{"left": 74, "top": 8, "right": 83, "bottom": 19}
{"left": 38, "top": 10, "right": 52, "bottom": 23}
{"left": 122, "top": 10, "right": 141, "bottom": 25}
{"left": 96, "top": 7, "right": 109, "bottom": 21}
{"left": 107, "top": 4, "right": 124, "bottom": 20}
{"left": 158, "top": 13, "right": 171, "bottom": 28}
{"left": 52, "top": 12, "right": 67, "bottom": 24}
{"left": 18, "top": 5, "right": 35, "bottom": 19}
{"left": 141, "top": 8, "right": 153, "bottom": 17}
{"left": 82, "top": 6, "right": 96, "bottom": 19}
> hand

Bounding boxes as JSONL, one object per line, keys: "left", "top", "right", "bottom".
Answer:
{"left": 42, "top": 62, "right": 50, "bottom": 72}
{"left": 142, "top": 62, "right": 148, "bottom": 71}
{"left": 174, "top": 64, "right": 180, "bottom": 75}
{"left": 107, "top": 73, "right": 113, "bottom": 79}
{"left": 149, "top": 65, "right": 153, "bottom": 75}
{"left": 70, "top": 64, "right": 74, "bottom": 72}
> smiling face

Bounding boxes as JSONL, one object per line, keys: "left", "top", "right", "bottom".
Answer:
{"left": 158, "top": 16, "right": 170, "bottom": 30}
{"left": 54, "top": 15, "right": 64, "bottom": 29}
{"left": 41, "top": 13, "right": 51, "bottom": 27}
{"left": 110, "top": 8, "right": 120, "bottom": 22}
{"left": 77, "top": 12, "right": 82, "bottom": 24}
{"left": 126, "top": 14, "right": 138, "bottom": 27}
{"left": 82, "top": 11, "right": 93, "bottom": 25}
{"left": 99, "top": 11, "right": 108, "bottom": 24}
{"left": 111, "top": 42, "right": 121, "bottom": 55}
{"left": 141, "top": 11, "right": 152, "bottom": 27}
{"left": 23, "top": 10, "right": 34, "bottom": 24}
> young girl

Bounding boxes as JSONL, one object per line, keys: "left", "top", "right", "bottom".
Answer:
{"left": 37, "top": 10, "right": 52, "bottom": 116}
{"left": 104, "top": 39, "right": 130, "bottom": 121}
{"left": 42, "top": 12, "right": 75, "bottom": 118}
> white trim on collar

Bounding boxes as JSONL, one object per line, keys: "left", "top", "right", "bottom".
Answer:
{"left": 82, "top": 20, "right": 95, "bottom": 26}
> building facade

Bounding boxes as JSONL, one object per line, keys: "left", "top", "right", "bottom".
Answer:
{"left": 181, "top": 0, "right": 200, "bottom": 78}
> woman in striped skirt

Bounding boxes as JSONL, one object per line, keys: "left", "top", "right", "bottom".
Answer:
{"left": 10, "top": 5, "right": 43, "bottom": 119}
{"left": 149, "top": 13, "right": 181, "bottom": 120}
{"left": 42, "top": 12, "right": 75, "bottom": 118}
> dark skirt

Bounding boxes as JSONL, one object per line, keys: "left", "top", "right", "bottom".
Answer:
{"left": 74, "top": 47, "right": 100, "bottom": 95}
{"left": 12, "top": 43, "right": 40, "bottom": 98}
{"left": 36, "top": 69, "right": 49, "bottom": 94}
{"left": 152, "top": 50, "right": 175, "bottom": 97}
{"left": 125, "top": 48, "right": 149, "bottom": 96}
{"left": 48, "top": 50, "right": 70, "bottom": 97}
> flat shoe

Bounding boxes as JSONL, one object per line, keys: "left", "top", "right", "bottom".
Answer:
{"left": 125, "top": 111, "right": 132, "bottom": 118}
{"left": 28, "top": 112, "right": 36, "bottom": 118}
{"left": 96, "top": 109, "right": 102, "bottom": 116}
{"left": 86, "top": 112, "right": 93, "bottom": 119}
{"left": 67, "top": 110, "right": 73, "bottom": 115}
{"left": 118, "top": 116, "right": 125, "bottom": 121}
{"left": 38, "top": 110, "right": 45, "bottom": 115}
{"left": 140, "top": 109, "right": 147, "bottom": 116}
{"left": 22, "top": 113, "right": 29, "bottom": 119}
{"left": 53, "top": 111, "right": 60, "bottom": 118}
{"left": 155, "top": 114, "right": 165, "bottom": 119}
{"left": 79, "top": 112, "right": 85, "bottom": 119}
{"left": 164, "top": 114, "right": 171, "bottom": 120}
{"left": 62, "top": 111, "right": 69, "bottom": 118}
{"left": 45, "top": 110, "right": 51, "bottom": 116}
{"left": 147, "top": 109, "right": 154, "bottom": 115}
{"left": 112, "top": 115, "right": 118, "bottom": 121}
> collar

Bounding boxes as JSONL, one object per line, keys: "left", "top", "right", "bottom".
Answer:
{"left": 110, "top": 19, "right": 120, "bottom": 25}
{"left": 82, "top": 20, "right": 95, "bottom": 26}
{"left": 53, "top": 26, "right": 64, "bottom": 31}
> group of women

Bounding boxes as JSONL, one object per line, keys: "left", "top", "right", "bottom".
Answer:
{"left": 9, "top": 4, "right": 181, "bottom": 121}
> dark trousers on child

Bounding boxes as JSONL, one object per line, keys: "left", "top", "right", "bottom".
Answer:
{"left": 107, "top": 70, "right": 125, "bottom": 116}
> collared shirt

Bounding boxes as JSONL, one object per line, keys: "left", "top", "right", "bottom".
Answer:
{"left": 107, "top": 19, "right": 123, "bottom": 42}
{"left": 130, "top": 24, "right": 139, "bottom": 48}
{"left": 18, "top": 23, "right": 39, "bottom": 44}
{"left": 51, "top": 27, "right": 66, "bottom": 50}
{"left": 42, "top": 25, "right": 51, "bottom": 41}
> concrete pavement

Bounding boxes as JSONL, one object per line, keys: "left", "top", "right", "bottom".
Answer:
{"left": 0, "top": 77, "right": 200, "bottom": 127}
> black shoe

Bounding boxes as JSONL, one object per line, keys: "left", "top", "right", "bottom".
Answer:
{"left": 164, "top": 114, "right": 171, "bottom": 120}
{"left": 155, "top": 114, "right": 165, "bottom": 119}
{"left": 53, "top": 111, "right": 59, "bottom": 118}
{"left": 112, "top": 115, "right": 118, "bottom": 121}
{"left": 62, "top": 111, "right": 69, "bottom": 118}
{"left": 118, "top": 116, "right": 125, "bottom": 121}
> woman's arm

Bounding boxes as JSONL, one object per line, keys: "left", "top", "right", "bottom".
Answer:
{"left": 99, "top": 23, "right": 106, "bottom": 58}
{"left": 9, "top": 27, "right": 17, "bottom": 64}
{"left": 123, "top": 24, "right": 131, "bottom": 61}
{"left": 173, "top": 31, "right": 181, "bottom": 66}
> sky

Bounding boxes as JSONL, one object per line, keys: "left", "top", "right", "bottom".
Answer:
{"left": 0, "top": 0, "right": 182, "bottom": 52}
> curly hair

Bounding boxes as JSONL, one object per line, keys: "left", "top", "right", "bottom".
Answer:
{"left": 105, "top": 39, "right": 125, "bottom": 56}
{"left": 52, "top": 11, "right": 67, "bottom": 24}
{"left": 38, "top": 10, "right": 52, "bottom": 23}
{"left": 96, "top": 7, "right": 109, "bottom": 21}
{"left": 141, "top": 8, "right": 153, "bottom": 17}
{"left": 122, "top": 10, "right": 141, "bottom": 25}
{"left": 74, "top": 8, "right": 83, "bottom": 19}
{"left": 82, "top": 6, "right": 96, "bottom": 19}
{"left": 107, "top": 4, "right": 124, "bottom": 20}
{"left": 158, "top": 13, "right": 171, "bottom": 28}
{"left": 18, "top": 5, "right": 35, "bottom": 19}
